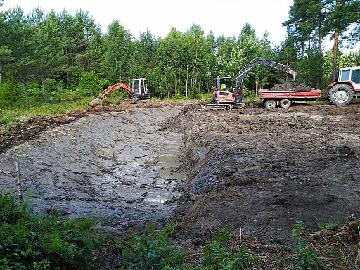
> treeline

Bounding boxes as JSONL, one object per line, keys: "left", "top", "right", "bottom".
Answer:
{"left": 0, "top": 1, "right": 359, "bottom": 108}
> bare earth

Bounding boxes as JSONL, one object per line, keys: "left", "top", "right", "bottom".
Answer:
{"left": 1, "top": 102, "right": 359, "bottom": 247}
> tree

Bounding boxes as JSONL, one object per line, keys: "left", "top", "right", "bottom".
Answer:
{"left": 323, "top": 0, "right": 360, "bottom": 80}
{"left": 284, "top": 0, "right": 325, "bottom": 55}
{"left": 31, "top": 10, "right": 63, "bottom": 100}
{"left": 102, "top": 20, "right": 133, "bottom": 84}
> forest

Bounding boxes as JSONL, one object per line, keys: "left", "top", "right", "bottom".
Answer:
{"left": 0, "top": 0, "right": 359, "bottom": 108}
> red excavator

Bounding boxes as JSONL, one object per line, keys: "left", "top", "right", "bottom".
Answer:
{"left": 90, "top": 78, "right": 150, "bottom": 106}
{"left": 207, "top": 57, "right": 297, "bottom": 109}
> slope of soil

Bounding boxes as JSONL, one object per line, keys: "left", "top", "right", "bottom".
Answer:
{"left": 178, "top": 104, "right": 360, "bottom": 244}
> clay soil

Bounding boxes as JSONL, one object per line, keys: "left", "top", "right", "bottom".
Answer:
{"left": 1, "top": 101, "right": 360, "bottom": 268}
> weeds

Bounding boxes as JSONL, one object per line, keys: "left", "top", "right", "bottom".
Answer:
{"left": 292, "top": 221, "right": 328, "bottom": 270}
{"left": 119, "top": 223, "right": 186, "bottom": 270}
{"left": 0, "top": 194, "right": 98, "bottom": 270}
{"left": 204, "top": 228, "right": 257, "bottom": 270}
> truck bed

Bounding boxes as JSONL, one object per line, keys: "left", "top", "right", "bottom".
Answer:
{"left": 259, "top": 89, "right": 322, "bottom": 100}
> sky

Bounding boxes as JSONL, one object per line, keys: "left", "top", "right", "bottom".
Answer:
{"left": 1, "top": 0, "right": 294, "bottom": 45}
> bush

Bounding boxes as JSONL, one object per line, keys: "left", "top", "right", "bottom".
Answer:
{"left": 0, "top": 194, "right": 98, "bottom": 270}
{"left": 76, "top": 72, "right": 105, "bottom": 96}
{"left": 0, "top": 81, "right": 22, "bottom": 107}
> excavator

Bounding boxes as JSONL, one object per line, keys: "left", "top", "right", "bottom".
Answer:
{"left": 207, "top": 57, "right": 297, "bottom": 109}
{"left": 90, "top": 78, "right": 150, "bottom": 106}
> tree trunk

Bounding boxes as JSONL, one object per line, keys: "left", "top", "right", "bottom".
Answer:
{"left": 318, "top": 28, "right": 322, "bottom": 51}
{"left": 41, "top": 77, "right": 47, "bottom": 102}
{"left": 24, "top": 80, "right": 29, "bottom": 108}
{"left": 301, "top": 42, "right": 305, "bottom": 58}
{"left": 332, "top": 29, "right": 339, "bottom": 81}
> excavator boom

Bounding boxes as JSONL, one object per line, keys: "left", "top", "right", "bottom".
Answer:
{"left": 99, "top": 82, "right": 133, "bottom": 99}
{"left": 236, "top": 57, "right": 297, "bottom": 90}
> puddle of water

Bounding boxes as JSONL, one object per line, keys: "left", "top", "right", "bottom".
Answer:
{"left": 157, "top": 135, "right": 185, "bottom": 181}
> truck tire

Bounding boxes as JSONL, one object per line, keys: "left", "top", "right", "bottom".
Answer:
{"left": 329, "top": 84, "right": 354, "bottom": 106}
{"left": 279, "top": 99, "right": 291, "bottom": 109}
{"left": 264, "top": 99, "right": 276, "bottom": 109}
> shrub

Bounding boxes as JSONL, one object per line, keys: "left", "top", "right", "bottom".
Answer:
{"left": 0, "top": 81, "right": 22, "bottom": 107}
{"left": 76, "top": 72, "right": 104, "bottom": 96}
{"left": 0, "top": 194, "right": 98, "bottom": 270}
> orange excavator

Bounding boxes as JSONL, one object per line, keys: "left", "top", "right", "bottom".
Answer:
{"left": 90, "top": 78, "right": 150, "bottom": 106}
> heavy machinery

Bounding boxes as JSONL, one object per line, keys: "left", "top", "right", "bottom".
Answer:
{"left": 90, "top": 78, "right": 150, "bottom": 106}
{"left": 327, "top": 67, "right": 360, "bottom": 106}
{"left": 208, "top": 57, "right": 297, "bottom": 109}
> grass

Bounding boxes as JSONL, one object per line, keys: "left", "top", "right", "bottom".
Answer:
{"left": 0, "top": 194, "right": 99, "bottom": 270}
{"left": 0, "top": 97, "right": 92, "bottom": 131}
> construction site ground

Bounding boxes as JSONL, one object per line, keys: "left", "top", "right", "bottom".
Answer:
{"left": 0, "top": 101, "right": 359, "bottom": 267}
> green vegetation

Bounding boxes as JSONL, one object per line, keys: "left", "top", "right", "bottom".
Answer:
{"left": 0, "top": 194, "right": 99, "bottom": 270}
{"left": 203, "top": 228, "right": 256, "bottom": 270}
{"left": 0, "top": 3, "right": 359, "bottom": 119}
{"left": 0, "top": 194, "right": 258, "bottom": 270}
{"left": 2, "top": 194, "right": 359, "bottom": 269}
{"left": 119, "top": 224, "right": 186, "bottom": 270}
{"left": 119, "top": 225, "right": 256, "bottom": 270}
{"left": 292, "top": 221, "right": 328, "bottom": 270}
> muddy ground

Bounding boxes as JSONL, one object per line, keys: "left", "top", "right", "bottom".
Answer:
{"left": 176, "top": 103, "right": 360, "bottom": 245}
{"left": 0, "top": 102, "right": 359, "bottom": 251}
{"left": 0, "top": 105, "right": 185, "bottom": 232}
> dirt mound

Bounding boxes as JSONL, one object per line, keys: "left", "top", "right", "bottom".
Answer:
{"left": 270, "top": 81, "right": 313, "bottom": 92}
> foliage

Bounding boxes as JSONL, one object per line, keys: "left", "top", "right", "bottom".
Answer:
{"left": 0, "top": 194, "right": 98, "bottom": 270}
{"left": 118, "top": 223, "right": 186, "bottom": 270}
{"left": 0, "top": 80, "right": 22, "bottom": 107}
{"left": 0, "top": 5, "right": 358, "bottom": 114}
{"left": 292, "top": 221, "right": 328, "bottom": 270}
{"left": 76, "top": 71, "right": 104, "bottom": 96}
{"left": 204, "top": 228, "right": 256, "bottom": 270}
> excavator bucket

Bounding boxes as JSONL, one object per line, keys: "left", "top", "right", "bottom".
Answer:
{"left": 90, "top": 97, "right": 103, "bottom": 107}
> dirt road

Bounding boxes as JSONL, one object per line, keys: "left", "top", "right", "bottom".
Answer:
{"left": 1, "top": 102, "right": 359, "bottom": 244}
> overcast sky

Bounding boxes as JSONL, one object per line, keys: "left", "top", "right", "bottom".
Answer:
{"left": 1, "top": 0, "right": 293, "bottom": 44}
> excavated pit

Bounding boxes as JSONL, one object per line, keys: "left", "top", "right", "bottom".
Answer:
{"left": 0, "top": 107, "right": 185, "bottom": 232}
{"left": 1, "top": 102, "right": 360, "bottom": 245}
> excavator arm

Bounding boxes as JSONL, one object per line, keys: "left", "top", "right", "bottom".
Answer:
{"left": 98, "top": 82, "right": 134, "bottom": 99}
{"left": 233, "top": 57, "right": 297, "bottom": 103}
{"left": 235, "top": 57, "right": 297, "bottom": 90}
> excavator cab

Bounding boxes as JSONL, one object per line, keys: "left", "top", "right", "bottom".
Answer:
{"left": 132, "top": 78, "right": 150, "bottom": 100}
{"left": 215, "top": 76, "right": 232, "bottom": 91}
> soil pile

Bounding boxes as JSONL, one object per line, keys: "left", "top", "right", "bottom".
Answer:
{"left": 270, "top": 82, "right": 313, "bottom": 92}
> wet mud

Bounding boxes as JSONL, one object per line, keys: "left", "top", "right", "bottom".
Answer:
{"left": 0, "top": 107, "right": 184, "bottom": 231}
